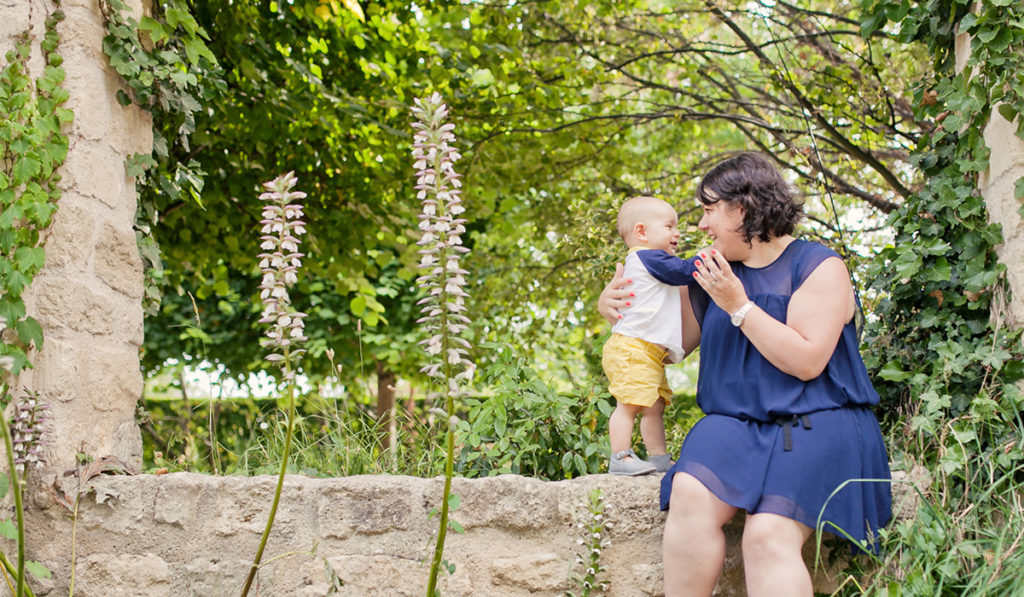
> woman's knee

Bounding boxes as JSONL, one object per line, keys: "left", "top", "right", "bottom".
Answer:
{"left": 741, "top": 514, "right": 811, "bottom": 560}
{"left": 667, "top": 474, "right": 736, "bottom": 526}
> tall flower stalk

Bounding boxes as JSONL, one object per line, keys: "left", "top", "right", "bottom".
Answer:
{"left": 566, "top": 489, "right": 612, "bottom": 596}
{"left": 0, "top": 339, "right": 45, "bottom": 597}
{"left": 240, "top": 173, "right": 307, "bottom": 597}
{"left": 412, "top": 93, "right": 473, "bottom": 596}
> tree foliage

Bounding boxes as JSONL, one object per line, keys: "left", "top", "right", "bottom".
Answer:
{"left": 134, "top": 1, "right": 937, "bottom": 394}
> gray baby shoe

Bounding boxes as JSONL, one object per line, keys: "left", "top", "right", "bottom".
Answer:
{"left": 648, "top": 453, "right": 674, "bottom": 473}
{"left": 609, "top": 449, "right": 656, "bottom": 476}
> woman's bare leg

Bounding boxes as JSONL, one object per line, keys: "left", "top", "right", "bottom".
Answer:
{"left": 662, "top": 473, "right": 737, "bottom": 596}
{"left": 742, "top": 512, "right": 814, "bottom": 597}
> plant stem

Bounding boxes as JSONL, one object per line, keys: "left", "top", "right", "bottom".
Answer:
{"left": 0, "top": 550, "right": 33, "bottom": 597}
{"left": 240, "top": 357, "right": 296, "bottom": 597}
{"left": 1, "top": 392, "right": 26, "bottom": 597}
{"left": 0, "top": 550, "right": 14, "bottom": 595}
{"left": 425, "top": 392, "right": 456, "bottom": 597}
{"left": 68, "top": 491, "right": 81, "bottom": 597}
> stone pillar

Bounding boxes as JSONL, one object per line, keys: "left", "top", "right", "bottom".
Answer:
{"left": 957, "top": 23, "right": 1024, "bottom": 329}
{"left": 3, "top": 0, "right": 151, "bottom": 473}
{"left": 978, "top": 114, "right": 1024, "bottom": 328}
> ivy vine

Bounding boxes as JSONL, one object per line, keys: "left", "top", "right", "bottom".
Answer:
{"left": 856, "top": 0, "right": 1024, "bottom": 589}
{"left": 0, "top": 7, "right": 72, "bottom": 373}
{"left": 862, "top": 0, "right": 1024, "bottom": 415}
{"left": 99, "top": 0, "right": 222, "bottom": 315}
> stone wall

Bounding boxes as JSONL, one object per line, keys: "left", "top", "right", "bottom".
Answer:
{"left": 5, "top": 0, "right": 151, "bottom": 473}
{"left": 957, "top": 25, "right": 1024, "bottom": 329}
{"left": 19, "top": 472, "right": 865, "bottom": 597}
{"left": 978, "top": 110, "right": 1024, "bottom": 328}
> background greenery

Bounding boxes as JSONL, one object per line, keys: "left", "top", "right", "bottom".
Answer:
{"left": 103, "top": 0, "right": 1024, "bottom": 593}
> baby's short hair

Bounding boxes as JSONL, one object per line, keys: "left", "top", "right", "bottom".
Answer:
{"left": 616, "top": 196, "right": 663, "bottom": 241}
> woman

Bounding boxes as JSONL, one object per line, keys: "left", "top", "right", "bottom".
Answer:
{"left": 599, "top": 153, "right": 891, "bottom": 596}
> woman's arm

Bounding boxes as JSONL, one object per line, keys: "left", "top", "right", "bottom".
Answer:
{"left": 739, "top": 257, "right": 852, "bottom": 380}
{"left": 695, "top": 251, "right": 852, "bottom": 381}
{"left": 597, "top": 263, "right": 633, "bottom": 324}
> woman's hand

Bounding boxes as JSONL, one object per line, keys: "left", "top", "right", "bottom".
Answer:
{"left": 692, "top": 249, "right": 748, "bottom": 315}
{"left": 598, "top": 263, "right": 634, "bottom": 324}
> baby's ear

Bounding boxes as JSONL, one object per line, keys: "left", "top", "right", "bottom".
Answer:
{"left": 633, "top": 222, "right": 646, "bottom": 241}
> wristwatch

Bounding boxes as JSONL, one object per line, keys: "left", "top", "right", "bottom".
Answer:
{"left": 730, "top": 301, "right": 755, "bottom": 327}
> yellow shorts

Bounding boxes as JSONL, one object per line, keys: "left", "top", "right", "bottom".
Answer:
{"left": 601, "top": 333, "right": 672, "bottom": 407}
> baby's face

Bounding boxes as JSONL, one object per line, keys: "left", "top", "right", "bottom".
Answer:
{"left": 644, "top": 203, "right": 680, "bottom": 254}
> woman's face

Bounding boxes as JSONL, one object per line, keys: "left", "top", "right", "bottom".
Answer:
{"left": 698, "top": 200, "right": 747, "bottom": 260}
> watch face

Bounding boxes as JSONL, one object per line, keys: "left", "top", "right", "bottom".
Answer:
{"left": 731, "top": 302, "right": 751, "bottom": 326}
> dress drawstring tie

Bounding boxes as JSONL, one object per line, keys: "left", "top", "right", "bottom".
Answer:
{"left": 773, "top": 415, "right": 812, "bottom": 451}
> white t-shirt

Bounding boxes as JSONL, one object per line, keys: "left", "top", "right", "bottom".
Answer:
{"left": 610, "top": 248, "right": 698, "bottom": 364}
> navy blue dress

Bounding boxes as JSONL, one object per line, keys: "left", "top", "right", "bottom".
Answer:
{"left": 659, "top": 240, "right": 891, "bottom": 551}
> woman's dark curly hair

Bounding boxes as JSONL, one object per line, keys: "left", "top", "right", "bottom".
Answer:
{"left": 696, "top": 152, "right": 804, "bottom": 244}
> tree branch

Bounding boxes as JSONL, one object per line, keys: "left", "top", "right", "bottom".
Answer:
{"left": 704, "top": 0, "right": 912, "bottom": 199}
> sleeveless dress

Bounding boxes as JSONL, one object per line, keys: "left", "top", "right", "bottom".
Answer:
{"left": 659, "top": 239, "right": 892, "bottom": 552}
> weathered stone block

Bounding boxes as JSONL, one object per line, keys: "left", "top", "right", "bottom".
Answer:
{"left": 984, "top": 109, "right": 1024, "bottom": 178}
{"left": 319, "top": 475, "right": 420, "bottom": 538}
{"left": 490, "top": 551, "right": 571, "bottom": 592}
{"left": 62, "top": 141, "right": 130, "bottom": 210}
{"left": 447, "top": 474, "right": 563, "bottom": 530}
{"left": 324, "top": 554, "right": 428, "bottom": 597}
{"left": 75, "top": 553, "right": 171, "bottom": 597}
{"left": 113, "top": 419, "right": 144, "bottom": 467}
{"left": 79, "top": 345, "right": 144, "bottom": 407}
{"left": 28, "top": 337, "right": 82, "bottom": 399}
{"left": 41, "top": 196, "right": 97, "bottom": 270}
{"left": 29, "top": 273, "right": 114, "bottom": 334}
{"left": 183, "top": 556, "right": 250, "bottom": 596}
{"left": 94, "top": 219, "right": 144, "bottom": 299}
{"left": 154, "top": 475, "right": 204, "bottom": 528}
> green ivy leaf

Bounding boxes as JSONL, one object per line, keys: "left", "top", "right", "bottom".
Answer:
{"left": 25, "top": 560, "right": 51, "bottom": 580}
{"left": 350, "top": 294, "right": 366, "bottom": 316}
{"left": 11, "top": 156, "right": 41, "bottom": 184}
{"left": 997, "top": 103, "right": 1018, "bottom": 123}
{"left": 139, "top": 16, "right": 170, "bottom": 44}
{"left": 878, "top": 361, "right": 912, "bottom": 382}
{"left": 14, "top": 246, "right": 45, "bottom": 272}
{"left": 0, "top": 297, "right": 25, "bottom": 325}
{"left": 16, "top": 316, "right": 43, "bottom": 349}
{"left": 892, "top": 248, "right": 922, "bottom": 279}
{"left": 0, "top": 520, "right": 15, "bottom": 540}
{"left": 922, "top": 257, "right": 952, "bottom": 282}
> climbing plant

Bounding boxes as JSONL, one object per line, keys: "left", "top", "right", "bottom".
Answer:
{"left": 851, "top": 1, "right": 1024, "bottom": 593}
{"left": 862, "top": 0, "right": 1024, "bottom": 418}
{"left": 99, "top": 0, "right": 223, "bottom": 315}
{"left": 0, "top": 7, "right": 71, "bottom": 373}
{"left": 0, "top": 3, "right": 71, "bottom": 594}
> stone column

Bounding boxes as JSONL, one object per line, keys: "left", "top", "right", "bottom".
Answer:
{"left": 3, "top": 0, "right": 151, "bottom": 474}
{"left": 978, "top": 114, "right": 1024, "bottom": 328}
{"left": 957, "top": 24, "right": 1024, "bottom": 329}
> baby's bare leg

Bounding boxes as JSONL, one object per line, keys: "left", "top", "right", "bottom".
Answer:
{"left": 609, "top": 401, "right": 643, "bottom": 457}
{"left": 639, "top": 397, "right": 668, "bottom": 455}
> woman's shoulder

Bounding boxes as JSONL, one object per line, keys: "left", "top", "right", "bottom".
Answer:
{"left": 791, "top": 239, "right": 840, "bottom": 259}
{"left": 788, "top": 240, "right": 844, "bottom": 287}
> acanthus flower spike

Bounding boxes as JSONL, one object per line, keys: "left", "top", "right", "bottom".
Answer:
{"left": 413, "top": 93, "right": 475, "bottom": 597}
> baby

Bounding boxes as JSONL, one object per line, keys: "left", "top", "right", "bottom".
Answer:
{"left": 602, "top": 196, "right": 698, "bottom": 475}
